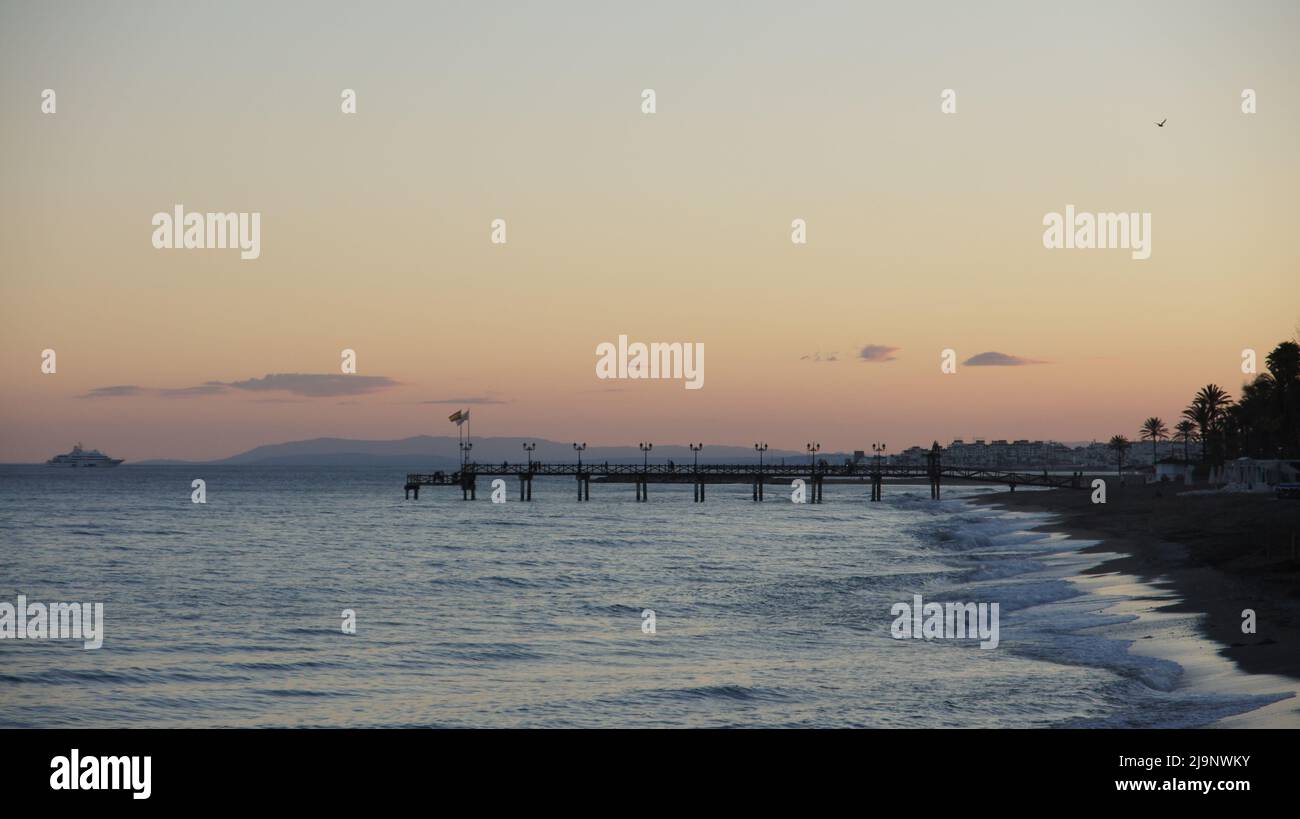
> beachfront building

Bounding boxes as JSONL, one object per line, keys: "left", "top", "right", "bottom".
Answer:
{"left": 888, "top": 439, "right": 1191, "bottom": 470}
{"left": 1223, "top": 458, "right": 1300, "bottom": 492}
{"left": 1153, "top": 457, "right": 1194, "bottom": 484}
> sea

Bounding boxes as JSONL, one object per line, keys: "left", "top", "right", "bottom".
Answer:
{"left": 0, "top": 464, "right": 1293, "bottom": 728}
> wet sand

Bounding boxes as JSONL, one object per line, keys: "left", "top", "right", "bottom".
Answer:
{"left": 973, "top": 482, "right": 1300, "bottom": 681}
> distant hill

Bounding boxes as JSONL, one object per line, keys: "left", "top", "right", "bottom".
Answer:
{"left": 137, "top": 436, "right": 811, "bottom": 467}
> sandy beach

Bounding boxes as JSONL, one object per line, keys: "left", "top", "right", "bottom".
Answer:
{"left": 974, "top": 483, "right": 1300, "bottom": 687}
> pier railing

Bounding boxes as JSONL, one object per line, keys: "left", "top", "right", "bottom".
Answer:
{"left": 403, "top": 461, "right": 1089, "bottom": 500}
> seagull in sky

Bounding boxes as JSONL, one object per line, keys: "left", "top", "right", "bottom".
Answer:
{"left": 1155, "top": 118, "right": 1167, "bottom": 127}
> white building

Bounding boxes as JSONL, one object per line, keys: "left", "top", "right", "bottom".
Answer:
{"left": 1223, "top": 458, "right": 1300, "bottom": 492}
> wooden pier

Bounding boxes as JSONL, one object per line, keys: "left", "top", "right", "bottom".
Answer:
{"left": 403, "top": 456, "right": 1091, "bottom": 501}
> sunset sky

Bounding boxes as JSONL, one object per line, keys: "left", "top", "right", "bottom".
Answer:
{"left": 2, "top": 0, "right": 1297, "bottom": 461}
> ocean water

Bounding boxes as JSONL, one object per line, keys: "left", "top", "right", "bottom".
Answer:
{"left": 0, "top": 465, "right": 1288, "bottom": 728}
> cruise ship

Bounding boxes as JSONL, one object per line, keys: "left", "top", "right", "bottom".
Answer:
{"left": 46, "top": 443, "right": 124, "bottom": 468}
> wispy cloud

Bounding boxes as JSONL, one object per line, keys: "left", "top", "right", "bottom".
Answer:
{"left": 79, "top": 385, "right": 147, "bottom": 399}
{"left": 158, "top": 382, "right": 227, "bottom": 398}
{"left": 962, "top": 351, "right": 1046, "bottom": 366}
{"left": 858, "top": 344, "right": 900, "bottom": 363}
{"left": 80, "top": 373, "right": 401, "bottom": 400}
{"left": 800, "top": 351, "right": 840, "bottom": 363}
{"left": 223, "top": 373, "right": 399, "bottom": 397}
{"left": 418, "top": 397, "right": 506, "bottom": 405}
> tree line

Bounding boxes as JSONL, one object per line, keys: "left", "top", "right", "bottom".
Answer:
{"left": 1108, "top": 339, "right": 1300, "bottom": 475}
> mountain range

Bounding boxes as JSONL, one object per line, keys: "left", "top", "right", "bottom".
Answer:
{"left": 137, "top": 436, "right": 817, "bottom": 467}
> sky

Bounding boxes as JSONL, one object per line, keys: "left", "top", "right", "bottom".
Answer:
{"left": 1, "top": 0, "right": 1297, "bottom": 461}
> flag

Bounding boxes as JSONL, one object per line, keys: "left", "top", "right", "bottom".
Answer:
{"left": 448, "top": 409, "right": 470, "bottom": 426}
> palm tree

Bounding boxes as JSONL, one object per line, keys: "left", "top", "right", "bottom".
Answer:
{"left": 1139, "top": 417, "right": 1167, "bottom": 467}
{"left": 1182, "top": 400, "right": 1212, "bottom": 463}
{"left": 1173, "top": 420, "right": 1196, "bottom": 463}
{"left": 1107, "top": 435, "right": 1131, "bottom": 479}
{"left": 1195, "top": 384, "right": 1233, "bottom": 421}
{"left": 1232, "top": 375, "right": 1277, "bottom": 457}
{"left": 1265, "top": 340, "right": 1300, "bottom": 384}
{"left": 1265, "top": 341, "right": 1300, "bottom": 456}
{"left": 1183, "top": 384, "right": 1233, "bottom": 465}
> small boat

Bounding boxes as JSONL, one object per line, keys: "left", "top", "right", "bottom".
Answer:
{"left": 46, "top": 443, "right": 124, "bottom": 468}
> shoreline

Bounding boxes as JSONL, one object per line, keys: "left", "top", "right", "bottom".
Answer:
{"left": 972, "top": 483, "right": 1300, "bottom": 700}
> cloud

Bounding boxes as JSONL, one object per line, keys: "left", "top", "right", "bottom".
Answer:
{"left": 81, "top": 373, "right": 401, "bottom": 400}
{"left": 418, "top": 397, "right": 507, "bottom": 405}
{"left": 158, "top": 383, "right": 228, "bottom": 398}
{"left": 79, "top": 385, "right": 147, "bottom": 399}
{"left": 222, "top": 373, "right": 400, "bottom": 397}
{"left": 801, "top": 351, "right": 840, "bottom": 363}
{"left": 858, "top": 345, "right": 900, "bottom": 362}
{"left": 962, "top": 351, "right": 1046, "bottom": 366}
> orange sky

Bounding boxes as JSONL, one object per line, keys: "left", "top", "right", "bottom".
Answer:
{"left": 1, "top": 1, "right": 1297, "bottom": 461}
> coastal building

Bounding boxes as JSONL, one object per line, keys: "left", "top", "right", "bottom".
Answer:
{"left": 889, "top": 438, "right": 1196, "bottom": 470}
{"left": 1223, "top": 458, "right": 1300, "bottom": 492}
{"left": 1152, "top": 458, "right": 1193, "bottom": 484}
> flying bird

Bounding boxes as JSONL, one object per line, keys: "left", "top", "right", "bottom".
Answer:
{"left": 1155, "top": 118, "right": 1167, "bottom": 127}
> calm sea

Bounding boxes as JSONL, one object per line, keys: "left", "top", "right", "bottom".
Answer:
{"left": 0, "top": 465, "right": 1286, "bottom": 727}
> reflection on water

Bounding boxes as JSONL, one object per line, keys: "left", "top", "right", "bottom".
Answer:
{"left": 0, "top": 466, "right": 1285, "bottom": 727}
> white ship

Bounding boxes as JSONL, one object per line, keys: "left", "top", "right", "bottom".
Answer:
{"left": 46, "top": 443, "right": 124, "bottom": 468}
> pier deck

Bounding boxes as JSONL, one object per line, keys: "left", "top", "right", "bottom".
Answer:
{"left": 403, "top": 461, "right": 1091, "bottom": 501}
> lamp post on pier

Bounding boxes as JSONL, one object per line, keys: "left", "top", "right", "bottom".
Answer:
{"left": 523, "top": 442, "right": 536, "bottom": 470}
{"left": 573, "top": 442, "right": 586, "bottom": 469}
{"left": 807, "top": 442, "right": 821, "bottom": 504}
{"left": 871, "top": 442, "right": 887, "bottom": 502}
{"left": 689, "top": 443, "right": 705, "bottom": 502}
{"left": 639, "top": 442, "right": 653, "bottom": 470}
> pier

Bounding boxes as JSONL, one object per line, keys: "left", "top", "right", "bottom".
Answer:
{"left": 403, "top": 456, "right": 1091, "bottom": 501}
